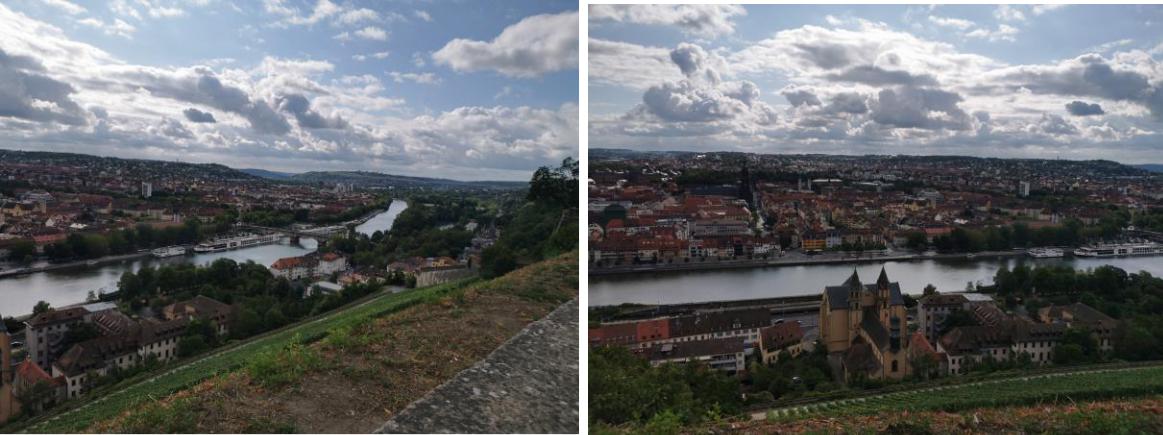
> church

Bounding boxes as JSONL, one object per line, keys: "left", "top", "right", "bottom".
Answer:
{"left": 819, "top": 267, "right": 911, "bottom": 380}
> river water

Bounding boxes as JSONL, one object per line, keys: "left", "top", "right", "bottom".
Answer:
{"left": 589, "top": 255, "right": 1163, "bottom": 306}
{"left": 355, "top": 200, "right": 407, "bottom": 236}
{"left": 0, "top": 202, "right": 410, "bottom": 317}
{"left": 0, "top": 238, "right": 318, "bottom": 317}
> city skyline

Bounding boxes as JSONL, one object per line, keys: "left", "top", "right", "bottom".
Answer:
{"left": 590, "top": 4, "right": 1163, "bottom": 165}
{"left": 0, "top": 0, "right": 578, "bottom": 181}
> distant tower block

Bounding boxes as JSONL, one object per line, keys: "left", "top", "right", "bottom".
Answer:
{"left": 1019, "top": 181, "right": 1030, "bottom": 198}
{"left": 141, "top": 181, "right": 153, "bottom": 199}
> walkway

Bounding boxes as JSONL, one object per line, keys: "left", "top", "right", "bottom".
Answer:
{"left": 377, "top": 299, "right": 579, "bottom": 434}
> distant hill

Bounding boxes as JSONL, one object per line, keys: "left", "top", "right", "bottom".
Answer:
{"left": 291, "top": 171, "right": 526, "bottom": 190}
{"left": 0, "top": 148, "right": 261, "bottom": 182}
{"left": 590, "top": 148, "right": 1154, "bottom": 177}
{"left": 238, "top": 168, "right": 296, "bottom": 180}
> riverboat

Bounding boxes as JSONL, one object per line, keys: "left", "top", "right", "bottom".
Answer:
{"left": 193, "top": 233, "right": 282, "bottom": 253}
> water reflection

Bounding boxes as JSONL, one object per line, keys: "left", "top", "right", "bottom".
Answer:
{"left": 589, "top": 255, "right": 1163, "bottom": 306}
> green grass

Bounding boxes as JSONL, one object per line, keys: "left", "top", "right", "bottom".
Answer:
{"left": 764, "top": 364, "right": 1163, "bottom": 423}
{"left": 17, "top": 279, "right": 474, "bottom": 433}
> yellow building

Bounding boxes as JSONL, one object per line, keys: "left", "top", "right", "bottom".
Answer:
{"left": 819, "top": 268, "right": 911, "bottom": 380}
{"left": 1, "top": 318, "right": 17, "bottom": 424}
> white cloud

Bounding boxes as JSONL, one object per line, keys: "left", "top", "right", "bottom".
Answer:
{"left": 354, "top": 26, "right": 387, "bottom": 41}
{"left": 267, "top": 0, "right": 382, "bottom": 29}
{"left": 966, "top": 24, "right": 1020, "bottom": 43}
{"left": 1087, "top": 39, "right": 1134, "bottom": 54}
{"left": 589, "top": 38, "right": 684, "bottom": 90}
{"left": 994, "top": 5, "right": 1026, "bottom": 22}
{"left": 1032, "top": 4, "right": 1068, "bottom": 15}
{"left": 389, "top": 71, "right": 440, "bottom": 85}
{"left": 77, "top": 17, "right": 137, "bottom": 39}
{"left": 590, "top": 13, "right": 1163, "bottom": 162}
{"left": 352, "top": 51, "right": 389, "bottom": 62}
{"left": 335, "top": 8, "right": 378, "bottom": 26}
{"left": 590, "top": 4, "right": 746, "bottom": 38}
{"left": 0, "top": 3, "right": 575, "bottom": 179}
{"left": 40, "top": 0, "right": 85, "bottom": 15}
{"left": 928, "top": 15, "right": 974, "bottom": 30}
{"left": 110, "top": 0, "right": 142, "bottom": 20}
{"left": 434, "top": 11, "right": 578, "bottom": 78}
{"left": 414, "top": 10, "right": 432, "bottom": 22}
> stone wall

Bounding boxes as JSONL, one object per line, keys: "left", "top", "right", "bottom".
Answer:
{"left": 415, "top": 266, "right": 477, "bottom": 288}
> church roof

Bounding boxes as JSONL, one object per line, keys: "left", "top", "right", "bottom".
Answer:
{"left": 824, "top": 268, "right": 906, "bottom": 312}
{"left": 861, "top": 308, "right": 890, "bottom": 350}
{"left": 877, "top": 266, "right": 891, "bottom": 288}
{"left": 824, "top": 285, "right": 852, "bottom": 310}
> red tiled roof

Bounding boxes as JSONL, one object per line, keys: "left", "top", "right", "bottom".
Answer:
{"left": 15, "top": 359, "right": 54, "bottom": 385}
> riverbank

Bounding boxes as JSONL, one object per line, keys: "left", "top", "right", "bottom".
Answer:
{"left": 590, "top": 249, "right": 1026, "bottom": 276}
{"left": 0, "top": 250, "right": 152, "bottom": 279}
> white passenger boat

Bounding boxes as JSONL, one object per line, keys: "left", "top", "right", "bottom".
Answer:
{"left": 1073, "top": 242, "right": 1163, "bottom": 258}
{"left": 151, "top": 246, "right": 188, "bottom": 258}
{"left": 193, "top": 233, "right": 281, "bottom": 253}
{"left": 1027, "top": 248, "right": 1064, "bottom": 258}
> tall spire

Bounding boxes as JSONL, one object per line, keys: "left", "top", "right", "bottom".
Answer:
{"left": 844, "top": 268, "right": 861, "bottom": 289}
{"left": 877, "top": 266, "right": 890, "bottom": 289}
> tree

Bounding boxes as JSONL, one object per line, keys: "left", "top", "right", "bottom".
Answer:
{"left": 32, "top": 300, "right": 51, "bottom": 315}
{"left": 939, "top": 310, "right": 977, "bottom": 335}
{"left": 480, "top": 244, "right": 518, "bottom": 279}
{"left": 527, "top": 157, "right": 578, "bottom": 208}
{"left": 6, "top": 239, "right": 36, "bottom": 263}
{"left": 177, "top": 335, "right": 208, "bottom": 357}
{"left": 59, "top": 323, "right": 101, "bottom": 350}
{"left": 923, "top": 284, "right": 937, "bottom": 296}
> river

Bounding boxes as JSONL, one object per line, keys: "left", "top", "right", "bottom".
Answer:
{"left": 355, "top": 200, "right": 408, "bottom": 236}
{"left": 0, "top": 238, "right": 318, "bottom": 317}
{"left": 589, "top": 255, "right": 1163, "bottom": 306}
{"left": 0, "top": 202, "right": 410, "bottom": 317}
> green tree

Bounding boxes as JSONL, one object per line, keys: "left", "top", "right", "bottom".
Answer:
{"left": 32, "top": 300, "right": 51, "bottom": 315}
{"left": 6, "top": 239, "right": 36, "bottom": 262}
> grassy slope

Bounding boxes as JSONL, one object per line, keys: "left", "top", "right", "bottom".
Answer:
{"left": 733, "top": 395, "right": 1163, "bottom": 434}
{"left": 16, "top": 279, "right": 473, "bottom": 433}
{"left": 23, "top": 251, "right": 577, "bottom": 433}
{"left": 756, "top": 363, "right": 1163, "bottom": 423}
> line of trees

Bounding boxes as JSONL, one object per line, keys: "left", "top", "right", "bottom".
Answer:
{"left": 480, "top": 158, "right": 578, "bottom": 278}
{"left": 914, "top": 217, "right": 1126, "bottom": 253}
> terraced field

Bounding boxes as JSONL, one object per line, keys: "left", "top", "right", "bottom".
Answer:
{"left": 12, "top": 279, "right": 473, "bottom": 434}
{"left": 756, "top": 363, "right": 1163, "bottom": 423}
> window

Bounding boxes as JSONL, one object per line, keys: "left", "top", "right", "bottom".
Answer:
{"left": 891, "top": 360, "right": 898, "bottom": 372}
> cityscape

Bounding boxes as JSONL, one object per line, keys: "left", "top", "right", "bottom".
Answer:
{"left": 588, "top": 4, "right": 1163, "bottom": 434}
{"left": 5, "top": 1, "right": 1163, "bottom": 434}
{"left": 0, "top": 0, "right": 578, "bottom": 433}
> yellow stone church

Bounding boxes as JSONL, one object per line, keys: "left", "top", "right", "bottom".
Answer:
{"left": 819, "top": 267, "right": 911, "bottom": 380}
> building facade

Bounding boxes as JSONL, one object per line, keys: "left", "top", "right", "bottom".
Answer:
{"left": 819, "top": 268, "right": 911, "bottom": 380}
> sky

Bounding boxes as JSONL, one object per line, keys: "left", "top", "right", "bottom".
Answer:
{"left": 589, "top": 4, "right": 1163, "bottom": 164}
{"left": 0, "top": 0, "right": 578, "bottom": 181}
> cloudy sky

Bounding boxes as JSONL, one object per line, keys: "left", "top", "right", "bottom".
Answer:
{"left": 0, "top": 0, "right": 578, "bottom": 180}
{"left": 590, "top": 4, "right": 1163, "bottom": 164}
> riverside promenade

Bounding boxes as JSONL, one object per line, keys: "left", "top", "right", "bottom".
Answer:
{"left": 590, "top": 249, "right": 1026, "bottom": 276}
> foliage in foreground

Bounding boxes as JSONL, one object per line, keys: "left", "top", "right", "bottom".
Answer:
{"left": 589, "top": 346, "right": 741, "bottom": 427}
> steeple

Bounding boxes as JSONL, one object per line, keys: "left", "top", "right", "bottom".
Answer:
{"left": 877, "top": 266, "right": 890, "bottom": 289}
{"left": 844, "top": 268, "right": 861, "bottom": 289}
